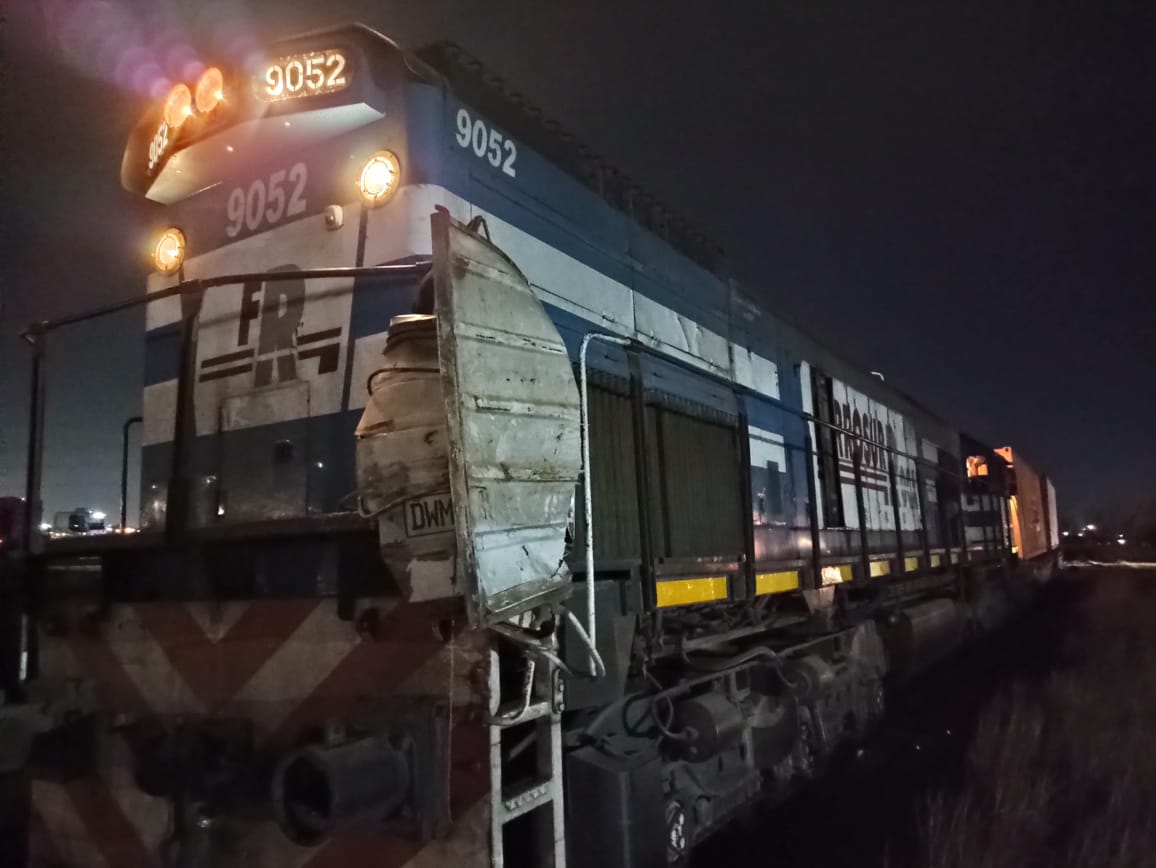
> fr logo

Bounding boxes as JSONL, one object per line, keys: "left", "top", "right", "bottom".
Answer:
{"left": 197, "top": 265, "right": 342, "bottom": 386}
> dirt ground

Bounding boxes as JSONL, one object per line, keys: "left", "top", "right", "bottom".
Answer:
{"left": 698, "top": 566, "right": 1156, "bottom": 868}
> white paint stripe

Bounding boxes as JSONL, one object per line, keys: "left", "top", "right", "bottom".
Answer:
{"left": 31, "top": 782, "right": 111, "bottom": 868}
{"left": 145, "top": 272, "right": 182, "bottom": 331}
{"left": 229, "top": 600, "right": 397, "bottom": 735}
{"left": 1067, "top": 560, "right": 1156, "bottom": 569}
{"left": 399, "top": 185, "right": 779, "bottom": 397}
{"left": 237, "top": 821, "right": 317, "bottom": 868}
{"left": 184, "top": 600, "right": 250, "bottom": 643}
{"left": 142, "top": 379, "right": 177, "bottom": 446}
{"left": 103, "top": 759, "right": 171, "bottom": 855}
{"left": 103, "top": 609, "right": 206, "bottom": 716}
{"left": 749, "top": 425, "right": 785, "bottom": 444}
{"left": 36, "top": 629, "right": 84, "bottom": 681}
{"left": 399, "top": 800, "right": 489, "bottom": 868}
{"left": 143, "top": 182, "right": 781, "bottom": 442}
{"left": 394, "top": 630, "right": 487, "bottom": 705}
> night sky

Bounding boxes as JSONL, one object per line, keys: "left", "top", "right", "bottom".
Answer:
{"left": 2, "top": 1, "right": 1154, "bottom": 521}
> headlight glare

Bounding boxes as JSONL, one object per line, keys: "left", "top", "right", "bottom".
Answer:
{"left": 358, "top": 151, "right": 400, "bottom": 206}
{"left": 195, "top": 67, "right": 225, "bottom": 113}
{"left": 152, "top": 227, "right": 187, "bottom": 274}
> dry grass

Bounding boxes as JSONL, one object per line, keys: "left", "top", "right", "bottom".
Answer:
{"left": 913, "top": 577, "right": 1156, "bottom": 868}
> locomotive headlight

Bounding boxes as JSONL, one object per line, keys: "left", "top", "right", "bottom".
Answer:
{"left": 163, "top": 84, "right": 194, "bottom": 128}
{"left": 195, "top": 67, "right": 225, "bottom": 113}
{"left": 358, "top": 151, "right": 400, "bottom": 206}
{"left": 152, "top": 227, "right": 187, "bottom": 274}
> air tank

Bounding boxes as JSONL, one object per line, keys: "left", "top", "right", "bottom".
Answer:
{"left": 355, "top": 314, "right": 456, "bottom": 601}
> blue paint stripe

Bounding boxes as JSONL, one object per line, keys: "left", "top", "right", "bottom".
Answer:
{"left": 405, "top": 83, "right": 736, "bottom": 340}
{"left": 347, "top": 268, "right": 423, "bottom": 340}
{"left": 143, "top": 322, "right": 182, "bottom": 386}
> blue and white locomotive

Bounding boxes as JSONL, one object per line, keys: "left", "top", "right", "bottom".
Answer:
{"left": 18, "top": 23, "right": 1060, "bottom": 868}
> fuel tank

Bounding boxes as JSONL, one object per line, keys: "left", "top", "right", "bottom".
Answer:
{"left": 889, "top": 599, "right": 963, "bottom": 676}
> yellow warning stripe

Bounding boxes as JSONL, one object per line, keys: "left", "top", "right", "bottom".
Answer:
{"left": 756, "top": 570, "right": 800, "bottom": 595}
{"left": 869, "top": 560, "right": 892, "bottom": 578}
{"left": 903, "top": 556, "right": 920, "bottom": 573}
{"left": 655, "top": 576, "right": 728, "bottom": 608}
{"left": 821, "top": 564, "right": 854, "bottom": 585}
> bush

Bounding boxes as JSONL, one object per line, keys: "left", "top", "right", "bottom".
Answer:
{"left": 912, "top": 574, "right": 1156, "bottom": 868}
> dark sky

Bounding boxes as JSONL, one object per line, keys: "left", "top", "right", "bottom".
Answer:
{"left": 3, "top": 1, "right": 1155, "bottom": 520}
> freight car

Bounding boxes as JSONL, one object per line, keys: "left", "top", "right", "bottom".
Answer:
{"left": 2, "top": 24, "right": 1061, "bottom": 868}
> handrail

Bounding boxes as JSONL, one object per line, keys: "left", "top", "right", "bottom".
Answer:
{"left": 22, "top": 263, "right": 432, "bottom": 339}
{"left": 119, "top": 416, "right": 143, "bottom": 532}
{"left": 20, "top": 257, "right": 1002, "bottom": 561}
{"left": 21, "top": 262, "right": 432, "bottom": 552}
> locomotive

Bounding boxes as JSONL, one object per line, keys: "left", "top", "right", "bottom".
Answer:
{"left": 3, "top": 23, "right": 1060, "bottom": 868}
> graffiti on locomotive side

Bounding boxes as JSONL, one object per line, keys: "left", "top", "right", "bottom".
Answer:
{"left": 830, "top": 401, "right": 891, "bottom": 472}
{"left": 405, "top": 493, "right": 455, "bottom": 538}
{"left": 827, "top": 378, "right": 923, "bottom": 529}
{"left": 197, "top": 266, "right": 344, "bottom": 387}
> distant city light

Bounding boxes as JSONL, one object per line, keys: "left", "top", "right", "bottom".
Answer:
{"left": 1085, "top": 524, "right": 1097, "bottom": 531}
{"left": 38, "top": 522, "right": 51, "bottom": 532}
{"left": 1062, "top": 531, "right": 1069, "bottom": 537}
{"left": 1118, "top": 538, "right": 1127, "bottom": 545}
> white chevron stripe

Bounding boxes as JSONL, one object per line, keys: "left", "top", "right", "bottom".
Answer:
{"left": 101, "top": 739, "right": 171, "bottom": 855}
{"left": 103, "top": 607, "right": 206, "bottom": 716}
{"left": 184, "top": 600, "right": 250, "bottom": 643}
{"left": 237, "top": 821, "right": 317, "bottom": 868}
{"left": 229, "top": 600, "right": 396, "bottom": 735}
{"left": 399, "top": 801, "right": 489, "bottom": 868}
{"left": 31, "top": 782, "right": 111, "bottom": 868}
{"left": 394, "top": 629, "right": 488, "bottom": 705}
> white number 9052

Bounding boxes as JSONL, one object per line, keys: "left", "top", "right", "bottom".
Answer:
{"left": 455, "top": 108, "right": 517, "bottom": 177}
{"left": 225, "top": 163, "right": 308, "bottom": 238}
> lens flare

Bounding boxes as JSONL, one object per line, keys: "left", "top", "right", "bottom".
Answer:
{"left": 40, "top": 0, "right": 178, "bottom": 98}
{"left": 195, "top": 66, "right": 224, "bottom": 113}
{"left": 163, "top": 83, "right": 193, "bottom": 127}
{"left": 152, "top": 228, "right": 187, "bottom": 274}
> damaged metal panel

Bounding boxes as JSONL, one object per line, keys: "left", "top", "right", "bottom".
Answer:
{"left": 432, "top": 211, "right": 582, "bottom": 625}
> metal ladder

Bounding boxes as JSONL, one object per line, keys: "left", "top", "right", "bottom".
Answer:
{"left": 488, "top": 645, "right": 566, "bottom": 868}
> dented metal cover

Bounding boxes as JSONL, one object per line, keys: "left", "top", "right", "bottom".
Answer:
{"left": 432, "top": 211, "right": 581, "bottom": 625}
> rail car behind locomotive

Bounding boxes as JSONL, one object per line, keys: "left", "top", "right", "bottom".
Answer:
{"left": 5, "top": 23, "right": 1061, "bottom": 868}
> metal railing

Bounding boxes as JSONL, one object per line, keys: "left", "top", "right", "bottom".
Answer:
{"left": 20, "top": 263, "right": 431, "bottom": 555}
{"left": 18, "top": 258, "right": 1012, "bottom": 587}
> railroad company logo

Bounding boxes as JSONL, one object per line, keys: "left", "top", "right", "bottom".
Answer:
{"left": 198, "top": 268, "right": 342, "bottom": 386}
